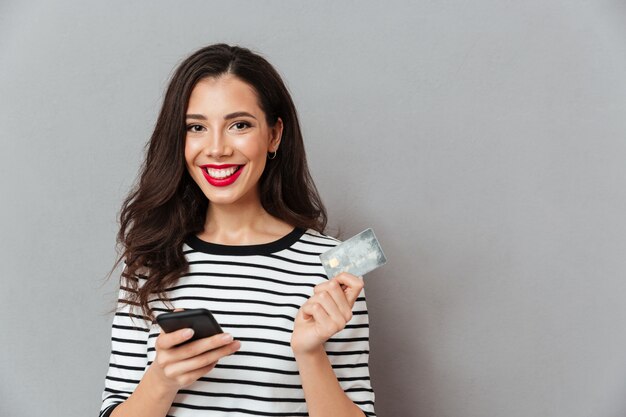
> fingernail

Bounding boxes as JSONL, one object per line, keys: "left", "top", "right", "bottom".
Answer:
{"left": 221, "top": 333, "right": 233, "bottom": 342}
{"left": 183, "top": 328, "right": 194, "bottom": 338}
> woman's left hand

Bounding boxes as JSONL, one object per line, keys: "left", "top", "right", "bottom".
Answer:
{"left": 291, "top": 272, "right": 364, "bottom": 355}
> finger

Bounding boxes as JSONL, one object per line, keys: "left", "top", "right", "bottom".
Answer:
{"left": 156, "top": 327, "right": 195, "bottom": 350}
{"left": 168, "top": 332, "right": 236, "bottom": 363}
{"left": 323, "top": 279, "right": 353, "bottom": 322}
{"left": 307, "top": 302, "right": 340, "bottom": 338}
{"left": 313, "top": 279, "right": 334, "bottom": 294}
{"left": 166, "top": 340, "right": 241, "bottom": 377}
{"left": 312, "top": 291, "right": 348, "bottom": 329}
{"left": 333, "top": 273, "right": 364, "bottom": 306}
{"left": 179, "top": 361, "right": 219, "bottom": 386}
{"left": 314, "top": 279, "right": 346, "bottom": 298}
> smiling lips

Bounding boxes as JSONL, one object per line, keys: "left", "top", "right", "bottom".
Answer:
{"left": 200, "top": 164, "right": 244, "bottom": 187}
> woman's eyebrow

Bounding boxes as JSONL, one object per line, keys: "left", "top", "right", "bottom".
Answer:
{"left": 224, "top": 111, "right": 257, "bottom": 120}
{"left": 185, "top": 112, "right": 257, "bottom": 120}
{"left": 186, "top": 113, "right": 207, "bottom": 120}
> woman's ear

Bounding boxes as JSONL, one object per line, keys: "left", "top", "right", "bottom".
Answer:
{"left": 269, "top": 117, "right": 284, "bottom": 152}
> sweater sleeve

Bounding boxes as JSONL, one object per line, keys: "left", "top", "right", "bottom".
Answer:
{"left": 326, "top": 288, "right": 377, "bottom": 417}
{"left": 99, "top": 278, "right": 152, "bottom": 417}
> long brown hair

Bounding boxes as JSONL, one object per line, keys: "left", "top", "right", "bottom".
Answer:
{"left": 114, "top": 44, "right": 327, "bottom": 321}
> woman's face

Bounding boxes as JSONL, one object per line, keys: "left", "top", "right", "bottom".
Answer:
{"left": 184, "top": 75, "right": 283, "bottom": 208}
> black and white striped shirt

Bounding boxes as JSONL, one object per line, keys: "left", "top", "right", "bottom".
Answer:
{"left": 100, "top": 228, "right": 376, "bottom": 417}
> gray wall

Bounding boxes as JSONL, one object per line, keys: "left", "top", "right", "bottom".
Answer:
{"left": 1, "top": 1, "right": 625, "bottom": 416}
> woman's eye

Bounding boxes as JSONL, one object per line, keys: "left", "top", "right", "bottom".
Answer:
{"left": 231, "top": 121, "right": 250, "bottom": 131}
{"left": 186, "top": 124, "right": 205, "bottom": 132}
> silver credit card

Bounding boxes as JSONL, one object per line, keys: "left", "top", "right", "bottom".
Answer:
{"left": 320, "top": 228, "right": 387, "bottom": 279}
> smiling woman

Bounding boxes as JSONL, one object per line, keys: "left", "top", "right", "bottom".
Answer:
{"left": 183, "top": 76, "right": 283, "bottom": 206}
{"left": 98, "top": 44, "right": 376, "bottom": 417}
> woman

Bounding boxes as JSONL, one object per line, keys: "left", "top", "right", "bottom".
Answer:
{"left": 99, "top": 43, "right": 376, "bottom": 417}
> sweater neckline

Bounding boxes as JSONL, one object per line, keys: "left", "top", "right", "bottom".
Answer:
{"left": 184, "top": 227, "right": 306, "bottom": 256}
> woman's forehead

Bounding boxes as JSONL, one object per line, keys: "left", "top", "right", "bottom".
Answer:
{"left": 187, "top": 75, "right": 263, "bottom": 116}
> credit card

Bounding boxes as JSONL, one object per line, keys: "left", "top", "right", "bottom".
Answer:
{"left": 319, "top": 228, "right": 387, "bottom": 279}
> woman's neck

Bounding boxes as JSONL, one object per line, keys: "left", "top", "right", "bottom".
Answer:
{"left": 200, "top": 198, "right": 294, "bottom": 246}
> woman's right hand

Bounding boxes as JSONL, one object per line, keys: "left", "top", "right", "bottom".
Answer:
{"left": 150, "top": 325, "right": 241, "bottom": 392}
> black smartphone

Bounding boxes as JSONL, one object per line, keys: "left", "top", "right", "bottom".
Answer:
{"left": 156, "top": 308, "right": 223, "bottom": 345}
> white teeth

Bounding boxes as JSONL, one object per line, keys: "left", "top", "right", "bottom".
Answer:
{"left": 205, "top": 166, "right": 239, "bottom": 179}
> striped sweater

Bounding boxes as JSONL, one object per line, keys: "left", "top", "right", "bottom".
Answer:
{"left": 99, "top": 228, "right": 376, "bottom": 417}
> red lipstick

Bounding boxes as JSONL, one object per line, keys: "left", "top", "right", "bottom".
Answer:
{"left": 200, "top": 164, "right": 244, "bottom": 187}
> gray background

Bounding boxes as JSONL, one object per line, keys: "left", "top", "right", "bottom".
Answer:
{"left": 1, "top": 1, "right": 625, "bottom": 416}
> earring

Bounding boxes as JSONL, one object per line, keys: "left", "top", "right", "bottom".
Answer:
{"left": 268, "top": 150, "right": 277, "bottom": 160}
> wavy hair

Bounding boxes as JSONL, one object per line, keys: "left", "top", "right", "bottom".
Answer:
{"left": 113, "top": 44, "right": 327, "bottom": 321}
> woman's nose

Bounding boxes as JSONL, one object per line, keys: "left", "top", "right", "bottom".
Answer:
{"left": 204, "top": 130, "right": 233, "bottom": 158}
